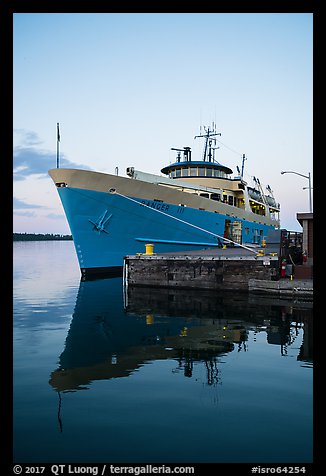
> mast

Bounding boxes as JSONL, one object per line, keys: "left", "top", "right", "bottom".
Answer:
{"left": 56, "top": 123, "right": 61, "bottom": 168}
{"left": 194, "top": 124, "right": 221, "bottom": 162}
{"left": 241, "top": 154, "right": 246, "bottom": 179}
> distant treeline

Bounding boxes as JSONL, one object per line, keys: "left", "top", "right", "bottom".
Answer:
{"left": 13, "top": 233, "right": 73, "bottom": 241}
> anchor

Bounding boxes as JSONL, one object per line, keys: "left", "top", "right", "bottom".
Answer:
{"left": 88, "top": 209, "right": 112, "bottom": 234}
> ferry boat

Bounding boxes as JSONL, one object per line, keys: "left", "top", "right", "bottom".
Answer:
{"left": 48, "top": 125, "right": 280, "bottom": 278}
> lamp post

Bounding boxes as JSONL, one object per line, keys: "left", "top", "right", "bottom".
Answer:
{"left": 280, "top": 170, "right": 312, "bottom": 213}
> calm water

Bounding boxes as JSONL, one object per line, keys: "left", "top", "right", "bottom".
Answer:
{"left": 13, "top": 241, "right": 313, "bottom": 463}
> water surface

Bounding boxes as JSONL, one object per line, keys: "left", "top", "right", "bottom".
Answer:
{"left": 13, "top": 241, "right": 313, "bottom": 463}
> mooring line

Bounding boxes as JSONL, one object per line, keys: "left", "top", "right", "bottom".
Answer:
{"left": 109, "top": 189, "right": 258, "bottom": 254}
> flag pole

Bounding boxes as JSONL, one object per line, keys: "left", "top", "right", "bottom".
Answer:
{"left": 56, "top": 122, "right": 60, "bottom": 168}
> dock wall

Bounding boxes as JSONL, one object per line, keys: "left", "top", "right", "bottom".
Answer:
{"left": 124, "top": 255, "right": 279, "bottom": 291}
{"left": 248, "top": 278, "right": 313, "bottom": 298}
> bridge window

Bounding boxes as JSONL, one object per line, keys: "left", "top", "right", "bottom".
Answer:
{"left": 198, "top": 167, "right": 205, "bottom": 177}
{"left": 190, "top": 167, "right": 197, "bottom": 176}
{"left": 206, "top": 168, "right": 213, "bottom": 177}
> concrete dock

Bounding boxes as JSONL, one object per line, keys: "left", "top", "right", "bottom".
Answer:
{"left": 124, "top": 244, "right": 313, "bottom": 298}
{"left": 248, "top": 278, "right": 313, "bottom": 298}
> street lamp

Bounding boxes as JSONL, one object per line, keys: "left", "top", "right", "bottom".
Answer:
{"left": 280, "top": 170, "right": 312, "bottom": 213}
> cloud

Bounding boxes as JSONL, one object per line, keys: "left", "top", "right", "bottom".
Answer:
{"left": 14, "top": 129, "right": 43, "bottom": 146}
{"left": 13, "top": 197, "right": 43, "bottom": 209}
{"left": 14, "top": 146, "right": 59, "bottom": 180}
{"left": 13, "top": 129, "right": 91, "bottom": 181}
{"left": 13, "top": 146, "right": 90, "bottom": 181}
{"left": 46, "top": 213, "right": 65, "bottom": 220}
{"left": 13, "top": 210, "right": 37, "bottom": 217}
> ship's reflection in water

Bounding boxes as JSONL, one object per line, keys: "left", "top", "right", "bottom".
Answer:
{"left": 48, "top": 277, "right": 313, "bottom": 462}
{"left": 50, "top": 278, "right": 312, "bottom": 394}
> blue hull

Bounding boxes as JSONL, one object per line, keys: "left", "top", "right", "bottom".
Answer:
{"left": 58, "top": 186, "right": 278, "bottom": 277}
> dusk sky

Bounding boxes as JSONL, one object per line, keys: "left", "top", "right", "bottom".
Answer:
{"left": 13, "top": 13, "right": 313, "bottom": 233}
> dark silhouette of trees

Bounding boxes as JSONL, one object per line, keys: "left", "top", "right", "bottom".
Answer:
{"left": 13, "top": 233, "right": 72, "bottom": 241}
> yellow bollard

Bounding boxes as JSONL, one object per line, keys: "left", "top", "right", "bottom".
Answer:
{"left": 144, "top": 243, "right": 154, "bottom": 255}
{"left": 146, "top": 314, "right": 154, "bottom": 325}
{"left": 261, "top": 238, "right": 266, "bottom": 247}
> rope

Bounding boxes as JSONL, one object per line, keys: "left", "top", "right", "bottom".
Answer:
{"left": 110, "top": 190, "right": 258, "bottom": 254}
